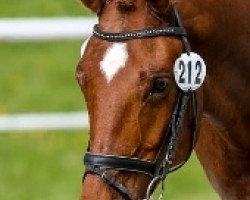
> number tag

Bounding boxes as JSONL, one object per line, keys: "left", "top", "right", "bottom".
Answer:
{"left": 173, "top": 52, "right": 206, "bottom": 91}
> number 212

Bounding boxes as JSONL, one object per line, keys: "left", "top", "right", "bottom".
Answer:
{"left": 178, "top": 60, "right": 202, "bottom": 84}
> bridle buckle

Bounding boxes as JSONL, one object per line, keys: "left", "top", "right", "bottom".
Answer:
{"left": 101, "top": 170, "right": 107, "bottom": 179}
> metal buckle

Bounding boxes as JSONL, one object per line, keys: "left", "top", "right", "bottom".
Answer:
{"left": 145, "top": 176, "right": 165, "bottom": 200}
{"left": 145, "top": 176, "right": 161, "bottom": 200}
{"left": 101, "top": 170, "right": 107, "bottom": 179}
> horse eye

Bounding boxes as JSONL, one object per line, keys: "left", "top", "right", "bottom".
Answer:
{"left": 149, "top": 77, "right": 169, "bottom": 97}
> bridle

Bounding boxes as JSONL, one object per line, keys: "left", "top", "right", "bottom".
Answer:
{"left": 83, "top": 6, "right": 198, "bottom": 200}
{"left": 83, "top": 6, "right": 199, "bottom": 200}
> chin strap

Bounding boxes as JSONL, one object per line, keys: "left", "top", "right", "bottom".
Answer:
{"left": 84, "top": 165, "right": 134, "bottom": 200}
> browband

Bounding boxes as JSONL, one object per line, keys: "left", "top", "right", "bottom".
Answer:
{"left": 93, "top": 24, "right": 187, "bottom": 42}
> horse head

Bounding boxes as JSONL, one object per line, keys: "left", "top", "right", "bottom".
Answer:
{"left": 77, "top": 0, "right": 203, "bottom": 199}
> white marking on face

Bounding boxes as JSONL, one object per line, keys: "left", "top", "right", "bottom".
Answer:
{"left": 80, "top": 37, "right": 90, "bottom": 57}
{"left": 100, "top": 43, "right": 128, "bottom": 83}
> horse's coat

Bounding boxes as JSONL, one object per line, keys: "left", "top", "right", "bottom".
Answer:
{"left": 100, "top": 43, "right": 128, "bottom": 83}
{"left": 77, "top": 0, "right": 250, "bottom": 199}
{"left": 81, "top": 37, "right": 90, "bottom": 57}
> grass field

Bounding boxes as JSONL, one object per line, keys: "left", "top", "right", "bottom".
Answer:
{"left": 0, "top": 1, "right": 219, "bottom": 199}
{"left": 0, "top": 131, "right": 219, "bottom": 200}
{"left": 0, "top": 41, "right": 85, "bottom": 113}
{"left": 0, "top": 131, "right": 87, "bottom": 200}
{"left": 0, "top": 0, "right": 92, "bottom": 17}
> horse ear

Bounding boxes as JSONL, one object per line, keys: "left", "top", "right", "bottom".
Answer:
{"left": 80, "top": 0, "right": 103, "bottom": 13}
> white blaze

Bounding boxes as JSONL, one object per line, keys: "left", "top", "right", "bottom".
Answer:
{"left": 100, "top": 43, "right": 128, "bottom": 83}
{"left": 80, "top": 37, "right": 90, "bottom": 57}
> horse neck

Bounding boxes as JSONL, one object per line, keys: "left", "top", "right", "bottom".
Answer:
{"left": 180, "top": 0, "right": 250, "bottom": 149}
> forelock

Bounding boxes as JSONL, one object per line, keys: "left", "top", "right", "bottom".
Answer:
{"left": 116, "top": 0, "right": 136, "bottom": 12}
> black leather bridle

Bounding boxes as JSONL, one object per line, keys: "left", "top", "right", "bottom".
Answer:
{"left": 83, "top": 6, "right": 199, "bottom": 200}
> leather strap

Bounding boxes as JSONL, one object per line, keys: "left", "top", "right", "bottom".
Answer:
{"left": 85, "top": 165, "right": 134, "bottom": 200}
{"left": 93, "top": 24, "right": 187, "bottom": 42}
{"left": 84, "top": 153, "right": 156, "bottom": 177}
{"left": 152, "top": 91, "right": 191, "bottom": 178}
{"left": 173, "top": 7, "right": 191, "bottom": 54}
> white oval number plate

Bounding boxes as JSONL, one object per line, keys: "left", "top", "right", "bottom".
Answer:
{"left": 174, "top": 52, "right": 206, "bottom": 91}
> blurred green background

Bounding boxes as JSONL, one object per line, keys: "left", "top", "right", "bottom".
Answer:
{"left": 0, "top": 1, "right": 219, "bottom": 200}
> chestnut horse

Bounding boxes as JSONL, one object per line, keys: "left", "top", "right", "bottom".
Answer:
{"left": 76, "top": 0, "right": 250, "bottom": 199}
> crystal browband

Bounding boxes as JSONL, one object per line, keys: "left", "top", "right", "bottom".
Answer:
{"left": 93, "top": 24, "right": 187, "bottom": 42}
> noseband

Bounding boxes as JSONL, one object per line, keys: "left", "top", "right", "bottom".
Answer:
{"left": 83, "top": 7, "right": 199, "bottom": 200}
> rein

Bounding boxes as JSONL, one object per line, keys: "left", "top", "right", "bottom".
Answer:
{"left": 83, "top": 7, "right": 199, "bottom": 200}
